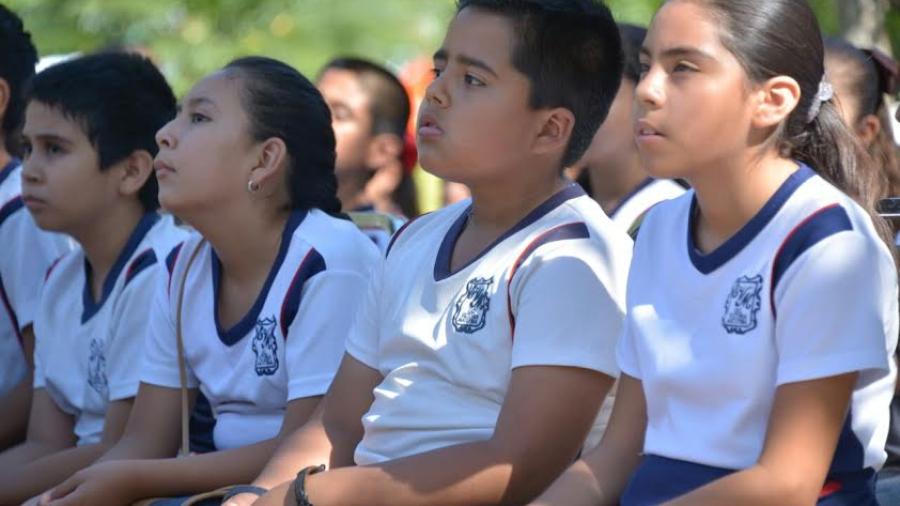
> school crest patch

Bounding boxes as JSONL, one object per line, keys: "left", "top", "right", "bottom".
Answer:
{"left": 251, "top": 316, "right": 279, "bottom": 376}
{"left": 722, "top": 274, "right": 763, "bottom": 334}
{"left": 87, "top": 337, "right": 108, "bottom": 396}
{"left": 452, "top": 277, "right": 494, "bottom": 334}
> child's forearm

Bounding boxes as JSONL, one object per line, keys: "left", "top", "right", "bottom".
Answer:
{"left": 251, "top": 421, "right": 336, "bottom": 490}
{"left": 131, "top": 436, "right": 282, "bottom": 499}
{"left": 663, "top": 465, "right": 810, "bottom": 506}
{"left": 0, "top": 441, "right": 107, "bottom": 504}
{"left": 257, "top": 437, "right": 565, "bottom": 506}
{"left": 0, "top": 376, "right": 32, "bottom": 451}
{"left": 530, "top": 458, "right": 606, "bottom": 506}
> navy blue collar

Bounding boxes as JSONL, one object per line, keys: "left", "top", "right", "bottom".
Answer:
{"left": 687, "top": 164, "right": 814, "bottom": 274}
{"left": 82, "top": 212, "right": 161, "bottom": 323}
{"left": 211, "top": 209, "right": 307, "bottom": 346}
{"left": 608, "top": 177, "right": 655, "bottom": 218}
{"left": 434, "top": 183, "right": 585, "bottom": 281}
{"left": 0, "top": 158, "right": 20, "bottom": 188}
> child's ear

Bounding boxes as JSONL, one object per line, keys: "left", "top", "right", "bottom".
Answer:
{"left": 534, "top": 107, "right": 575, "bottom": 157}
{"left": 365, "top": 133, "right": 404, "bottom": 171}
{"left": 856, "top": 113, "right": 882, "bottom": 148}
{"left": 750, "top": 76, "right": 801, "bottom": 129}
{"left": 248, "top": 137, "right": 288, "bottom": 195}
{"left": 118, "top": 149, "right": 154, "bottom": 198}
{"left": 0, "top": 78, "right": 9, "bottom": 124}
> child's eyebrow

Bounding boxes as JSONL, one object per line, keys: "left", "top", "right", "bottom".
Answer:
{"left": 433, "top": 48, "right": 499, "bottom": 78}
{"left": 25, "top": 132, "right": 71, "bottom": 145}
{"left": 184, "top": 96, "right": 219, "bottom": 111}
{"left": 640, "top": 45, "right": 715, "bottom": 63}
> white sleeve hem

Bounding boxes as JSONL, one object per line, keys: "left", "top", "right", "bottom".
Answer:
{"left": 346, "top": 343, "right": 378, "bottom": 370}
{"left": 16, "top": 296, "right": 38, "bottom": 330}
{"left": 511, "top": 357, "right": 619, "bottom": 378}
{"left": 776, "top": 349, "right": 889, "bottom": 385}
{"left": 140, "top": 368, "right": 199, "bottom": 389}
{"left": 287, "top": 373, "right": 336, "bottom": 400}
{"left": 107, "top": 382, "right": 141, "bottom": 401}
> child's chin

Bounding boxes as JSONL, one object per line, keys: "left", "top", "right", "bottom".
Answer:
{"left": 31, "top": 214, "right": 66, "bottom": 234}
{"left": 158, "top": 196, "right": 184, "bottom": 216}
{"left": 417, "top": 153, "right": 456, "bottom": 180}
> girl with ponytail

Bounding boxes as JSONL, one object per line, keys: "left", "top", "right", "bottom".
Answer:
{"left": 534, "top": 1, "right": 898, "bottom": 505}
{"left": 40, "top": 56, "right": 380, "bottom": 505}
{"left": 825, "top": 38, "right": 900, "bottom": 225}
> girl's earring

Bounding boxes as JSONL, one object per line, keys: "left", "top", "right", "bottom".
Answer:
{"left": 247, "top": 180, "right": 260, "bottom": 193}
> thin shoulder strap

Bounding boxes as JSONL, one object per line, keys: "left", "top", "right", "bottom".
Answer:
{"left": 175, "top": 239, "right": 206, "bottom": 457}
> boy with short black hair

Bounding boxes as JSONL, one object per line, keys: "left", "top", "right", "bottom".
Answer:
{"left": 235, "top": 1, "right": 632, "bottom": 505}
{"left": 318, "top": 57, "right": 418, "bottom": 218}
{"left": 318, "top": 57, "right": 416, "bottom": 252}
{"left": 0, "top": 51, "right": 186, "bottom": 503}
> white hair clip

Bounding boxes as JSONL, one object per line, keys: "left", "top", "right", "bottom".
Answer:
{"left": 806, "top": 80, "right": 834, "bottom": 123}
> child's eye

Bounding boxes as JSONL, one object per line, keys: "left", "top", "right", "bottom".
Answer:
{"left": 21, "top": 142, "right": 32, "bottom": 157}
{"left": 638, "top": 62, "right": 650, "bottom": 76}
{"left": 673, "top": 62, "right": 698, "bottom": 73}
{"left": 47, "top": 143, "right": 64, "bottom": 155}
{"left": 464, "top": 74, "right": 485, "bottom": 87}
{"left": 190, "top": 113, "right": 210, "bottom": 124}
{"left": 431, "top": 67, "right": 443, "bottom": 78}
{"left": 330, "top": 105, "right": 352, "bottom": 122}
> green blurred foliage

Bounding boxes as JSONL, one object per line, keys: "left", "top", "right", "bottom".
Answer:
{"left": 3, "top": 0, "right": 898, "bottom": 96}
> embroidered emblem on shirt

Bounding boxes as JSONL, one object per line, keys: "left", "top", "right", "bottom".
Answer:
{"left": 722, "top": 274, "right": 763, "bottom": 334}
{"left": 252, "top": 316, "right": 279, "bottom": 376}
{"left": 87, "top": 338, "right": 108, "bottom": 396}
{"left": 451, "top": 277, "right": 494, "bottom": 334}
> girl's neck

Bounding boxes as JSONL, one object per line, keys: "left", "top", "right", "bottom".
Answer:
{"left": 190, "top": 205, "right": 290, "bottom": 284}
{"left": 75, "top": 200, "right": 147, "bottom": 300}
{"left": 689, "top": 151, "right": 798, "bottom": 253}
{"left": 588, "top": 150, "right": 649, "bottom": 214}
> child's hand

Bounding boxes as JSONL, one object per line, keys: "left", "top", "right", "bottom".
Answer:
{"left": 42, "top": 460, "right": 141, "bottom": 506}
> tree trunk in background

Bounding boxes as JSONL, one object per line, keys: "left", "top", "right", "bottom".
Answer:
{"left": 839, "top": 0, "right": 893, "bottom": 54}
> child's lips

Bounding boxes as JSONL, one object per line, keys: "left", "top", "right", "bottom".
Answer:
{"left": 634, "top": 119, "right": 665, "bottom": 138}
{"left": 418, "top": 124, "right": 444, "bottom": 137}
{"left": 21, "top": 193, "right": 47, "bottom": 210}
{"left": 153, "top": 159, "right": 176, "bottom": 175}
{"left": 417, "top": 113, "right": 444, "bottom": 138}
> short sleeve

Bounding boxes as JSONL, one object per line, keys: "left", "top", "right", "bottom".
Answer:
{"left": 1, "top": 210, "right": 70, "bottom": 330}
{"left": 285, "top": 269, "right": 372, "bottom": 400}
{"left": 140, "top": 250, "right": 199, "bottom": 389}
{"left": 33, "top": 339, "right": 47, "bottom": 389}
{"left": 774, "top": 232, "right": 897, "bottom": 385}
{"left": 107, "top": 258, "right": 164, "bottom": 400}
{"left": 615, "top": 312, "right": 641, "bottom": 379}
{"left": 509, "top": 244, "right": 625, "bottom": 377}
{"left": 344, "top": 261, "right": 383, "bottom": 370}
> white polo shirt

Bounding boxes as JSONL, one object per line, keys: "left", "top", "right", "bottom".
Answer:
{"left": 33, "top": 213, "right": 186, "bottom": 445}
{"left": 346, "top": 184, "right": 633, "bottom": 465}
{"left": 607, "top": 177, "right": 685, "bottom": 233}
{"left": 0, "top": 160, "right": 71, "bottom": 397}
{"left": 141, "top": 209, "right": 380, "bottom": 451}
{"left": 617, "top": 164, "right": 898, "bottom": 472}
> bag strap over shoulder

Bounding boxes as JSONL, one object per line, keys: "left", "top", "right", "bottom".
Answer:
{"left": 175, "top": 239, "right": 206, "bottom": 457}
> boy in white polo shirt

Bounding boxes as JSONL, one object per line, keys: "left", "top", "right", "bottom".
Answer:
{"left": 233, "top": 1, "right": 633, "bottom": 505}
{"left": 0, "top": 51, "right": 185, "bottom": 504}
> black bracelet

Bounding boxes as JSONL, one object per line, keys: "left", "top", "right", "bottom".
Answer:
{"left": 222, "top": 484, "right": 269, "bottom": 501}
{"left": 293, "top": 464, "right": 326, "bottom": 506}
